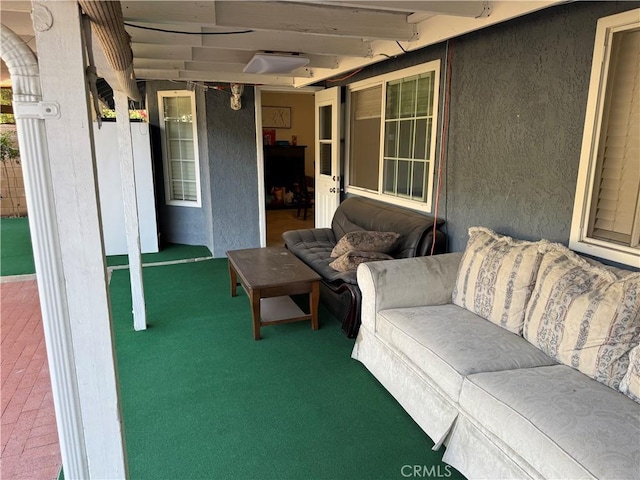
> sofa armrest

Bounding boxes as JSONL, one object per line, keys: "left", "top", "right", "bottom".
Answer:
{"left": 357, "top": 252, "right": 463, "bottom": 331}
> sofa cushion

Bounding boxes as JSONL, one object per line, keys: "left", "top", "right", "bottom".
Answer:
{"left": 331, "top": 196, "right": 443, "bottom": 258}
{"left": 330, "top": 231, "right": 400, "bottom": 257}
{"left": 620, "top": 345, "right": 640, "bottom": 403}
{"left": 329, "top": 250, "right": 393, "bottom": 272}
{"left": 282, "top": 228, "right": 357, "bottom": 284}
{"left": 523, "top": 244, "right": 640, "bottom": 389}
{"left": 376, "top": 304, "right": 556, "bottom": 401}
{"left": 459, "top": 365, "right": 640, "bottom": 480}
{"left": 452, "top": 227, "right": 546, "bottom": 334}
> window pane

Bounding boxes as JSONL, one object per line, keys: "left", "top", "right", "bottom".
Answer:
{"left": 414, "top": 118, "right": 427, "bottom": 160}
{"left": 353, "top": 86, "right": 382, "bottom": 120}
{"left": 383, "top": 159, "right": 396, "bottom": 194}
{"left": 384, "top": 121, "right": 398, "bottom": 158}
{"left": 417, "top": 73, "right": 434, "bottom": 116}
{"left": 397, "top": 160, "right": 411, "bottom": 196}
{"left": 386, "top": 81, "right": 400, "bottom": 119}
{"left": 182, "top": 140, "right": 194, "bottom": 160}
{"left": 400, "top": 77, "right": 417, "bottom": 118}
{"left": 398, "top": 120, "right": 414, "bottom": 159}
{"left": 183, "top": 181, "right": 197, "bottom": 201}
{"left": 319, "top": 105, "right": 332, "bottom": 140}
{"left": 350, "top": 117, "right": 380, "bottom": 190}
{"left": 182, "top": 161, "right": 196, "bottom": 181}
{"left": 320, "top": 143, "right": 332, "bottom": 176}
{"left": 171, "top": 180, "right": 183, "bottom": 200}
{"left": 412, "top": 162, "right": 426, "bottom": 200}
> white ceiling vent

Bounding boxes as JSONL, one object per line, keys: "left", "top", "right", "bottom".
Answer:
{"left": 243, "top": 52, "right": 310, "bottom": 74}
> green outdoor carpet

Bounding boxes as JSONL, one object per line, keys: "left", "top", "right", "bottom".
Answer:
{"left": 0, "top": 215, "right": 211, "bottom": 275}
{"left": 110, "top": 259, "right": 464, "bottom": 480}
{"left": 0, "top": 217, "right": 35, "bottom": 276}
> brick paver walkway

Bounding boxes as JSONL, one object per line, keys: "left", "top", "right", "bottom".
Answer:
{"left": 1, "top": 279, "right": 62, "bottom": 479}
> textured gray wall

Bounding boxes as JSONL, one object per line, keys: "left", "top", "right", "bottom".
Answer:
{"left": 335, "top": 1, "right": 639, "bottom": 254}
{"left": 444, "top": 1, "right": 639, "bottom": 252}
{"left": 206, "top": 86, "right": 261, "bottom": 257}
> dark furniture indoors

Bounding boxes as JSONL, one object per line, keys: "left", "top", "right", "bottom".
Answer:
{"left": 264, "top": 145, "right": 306, "bottom": 209}
{"left": 282, "top": 196, "right": 447, "bottom": 338}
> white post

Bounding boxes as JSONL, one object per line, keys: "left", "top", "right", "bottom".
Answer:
{"left": 33, "top": 1, "right": 128, "bottom": 478}
{"left": 0, "top": 23, "right": 90, "bottom": 480}
{"left": 114, "top": 90, "right": 147, "bottom": 331}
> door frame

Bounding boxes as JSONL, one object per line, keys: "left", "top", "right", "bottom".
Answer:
{"left": 254, "top": 85, "right": 323, "bottom": 247}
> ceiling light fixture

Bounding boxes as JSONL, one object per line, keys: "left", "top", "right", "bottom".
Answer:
{"left": 243, "top": 52, "right": 310, "bottom": 74}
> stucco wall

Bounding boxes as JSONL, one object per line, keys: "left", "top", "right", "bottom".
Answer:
{"left": 336, "top": 0, "right": 639, "bottom": 253}
{"left": 206, "top": 86, "right": 261, "bottom": 257}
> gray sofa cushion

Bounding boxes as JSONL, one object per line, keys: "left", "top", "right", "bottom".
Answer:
{"left": 376, "top": 304, "right": 557, "bottom": 401}
{"left": 282, "top": 227, "right": 358, "bottom": 284}
{"left": 459, "top": 365, "right": 640, "bottom": 480}
{"left": 331, "top": 197, "right": 443, "bottom": 258}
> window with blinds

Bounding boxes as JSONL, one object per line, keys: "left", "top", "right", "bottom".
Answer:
{"left": 588, "top": 28, "right": 640, "bottom": 248}
{"left": 158, "top": 91, "right": 201, "bottom": 207}
{"left": 570, "top": 9, "right": 640, "bottom": 267}
{"left": 346, "top": 61, "right": 440, "bottom": 212}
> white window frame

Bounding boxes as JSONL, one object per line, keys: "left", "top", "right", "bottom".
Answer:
{"left": 157, "top": 90, "right": 202, "bottom": 208}
{"left": 345, "top": 61, "right": 440, "bottom": 213}
{"left": 569, "top": 9, "right": 640, "bottom": 268}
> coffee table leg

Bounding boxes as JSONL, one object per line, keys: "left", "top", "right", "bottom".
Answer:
{"left": 310, "top": 281, "right": 319, "bottom": 331}
{"left": 250, "top": 289, "right": 261, "bottom": 340}
{"left": 229, "top": 261, "right": 237, "bottom": 297}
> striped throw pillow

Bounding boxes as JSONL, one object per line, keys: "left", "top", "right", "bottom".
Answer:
{"left": 452, "top": 227, "right": 546, "bottom": 334}
{"left": 523, "top": 244, "right": 640, "bottom": 390}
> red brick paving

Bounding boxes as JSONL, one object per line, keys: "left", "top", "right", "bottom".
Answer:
{"left": 1, "top": 279, "right": 61, "bottom": 480}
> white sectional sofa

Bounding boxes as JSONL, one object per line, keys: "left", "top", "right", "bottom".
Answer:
{"left": 352, "top": 227, "right": 640, "bottom": 479}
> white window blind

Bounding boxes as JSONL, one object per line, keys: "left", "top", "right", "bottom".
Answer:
{"left": 589, "top": 29, "right": 640, "bottom": 247}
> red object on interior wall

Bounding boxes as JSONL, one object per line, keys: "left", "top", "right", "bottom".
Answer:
{"left": 263, "top": 129, "right": 276, "bottom": 146}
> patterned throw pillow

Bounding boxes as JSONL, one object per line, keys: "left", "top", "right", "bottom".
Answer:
{"left": 330, "top": 231, "right": 401, "bottom": 258}
{"left": 329, "top": 250, "right": 394, "bottom": 272}
{"left": 620, "top": 345, "right": 640, "bottom": 403}
{"left": 523, "top": 244, "right": 640, "bottom": 390}
{"left": 452, "top": 227, "right": 546, "bottom": 334}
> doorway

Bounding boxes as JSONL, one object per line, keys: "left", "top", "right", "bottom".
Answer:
{"left": 257, "top": 88, "right": 318, "bottom": 246}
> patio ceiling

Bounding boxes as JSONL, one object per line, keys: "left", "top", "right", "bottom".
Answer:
{"left": 1, "top": 0, "right": 563, "bottom": 91}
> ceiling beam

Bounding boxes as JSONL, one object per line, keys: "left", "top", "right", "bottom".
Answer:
{"left": 135, "top": 68, "right": 297, "bottom": 86}
{"left": 132, "top": 44, "right": 193, "bottom": 60}
{"left": 121, "top": 1, "right": 216, "bottom": 25}
{"left": 311, "top": 1, "right": 491, "bottom": 18}
{"left": 200, "top": 30, "right": 372, "bottom": 57}
{"left": 214, "top": 1, "right": 418, "bottom": 41}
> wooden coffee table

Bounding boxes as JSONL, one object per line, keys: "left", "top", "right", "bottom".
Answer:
{"left": 227, "top": 247, "right": 322, "bottom": 340}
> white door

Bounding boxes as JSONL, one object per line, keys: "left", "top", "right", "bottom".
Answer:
{"left": 314, "top": 87, "right": 341, "bottom": 228}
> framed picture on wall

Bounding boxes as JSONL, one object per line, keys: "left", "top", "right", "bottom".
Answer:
{"left": 262, "top": 106, "right": 291, "bottom": 129}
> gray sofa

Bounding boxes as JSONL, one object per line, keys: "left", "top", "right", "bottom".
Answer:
{"left": 352, "top": 227, "right": 640, "bottom": 479}
{"left": 282, "top": 196, "right": 446, "bottom": 338}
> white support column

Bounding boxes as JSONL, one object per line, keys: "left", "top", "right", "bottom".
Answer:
{"left": 114, "top": 90, "right": 147, "bottom": 331}
{"left": 33, "top": 1, "right": 128, "bottom": 478}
